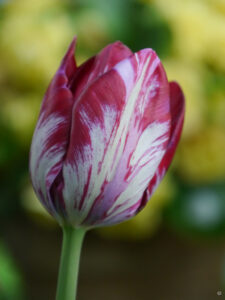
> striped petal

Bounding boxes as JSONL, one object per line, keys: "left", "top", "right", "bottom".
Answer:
{"left": 29, "top": 38, "right": 77, "bottom": 217}
{"left": 141, "top": 81, "right": 185, "bottom": 209}
{"left": 30, "top": 39, "right": 132, "bottom": 220}
{"left": 161, "top": 81, "right": 185, "bottom": 172}
{"left": 62, "top": 49, "right": 171, "bottom": 227}
{"left": 70, "top": 41, "right": 133, "bottom": 101}
{"left": 30, "top": 37, "right": 185, "bottom": 229}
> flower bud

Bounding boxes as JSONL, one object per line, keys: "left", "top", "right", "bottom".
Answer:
{"left": 30, "top": 37, "right": 185, "bottom": 228}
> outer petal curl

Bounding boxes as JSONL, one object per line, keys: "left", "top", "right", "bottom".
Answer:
{"left": 138, "top": 81, "right": 185, "bottom": 212}
{"left": 29, "top": 38, "right": 77, "bottom": 217}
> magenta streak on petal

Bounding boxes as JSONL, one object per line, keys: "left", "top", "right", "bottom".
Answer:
{"left": 96, "top": 197, "right": 144, "bottom": 227}
{"left": 124, "top": 131, "right": 169, "bottom": 182}
{"left": 104, "top": 195, "right": 142, "bottom": 217}
{"left": 96, "top": 123, "right": 168, "bottom": 225}
{"left": 49, "top": 171, "right": 67, "bottom": 216}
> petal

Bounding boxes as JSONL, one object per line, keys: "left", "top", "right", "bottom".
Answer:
{"left": 29, "top": 38, "right": 77, "bottom": 217}
{"left": 30, "top": 38, "right": 132, "bottom": 220}
{"left": 144, "top": 81, "right": 185, "bottom": 203}
{"left": 62, "top": 49, "right": 172, "bottom": 227}
{"left": 70, "top": 41, "right": 133, "bottom": 102}
{"left": 163, "top": 81, "right": 185, "bottom": 169}
{"left": 41, "top": 37, "right": 77, "bottom": 119}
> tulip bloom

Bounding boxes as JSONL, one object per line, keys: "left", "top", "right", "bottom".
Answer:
{"left": 29, "top": 37, "right": 184, "bottom": 300}
{"left": 30, "top": 37, "right": 184, "bottom": 229}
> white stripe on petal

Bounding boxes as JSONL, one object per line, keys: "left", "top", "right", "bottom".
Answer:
{"left": 114, "top": 58, "right": 134, "bottom": 95}
{"left": 62, "top": 106, "right": 118, "bottom": 224}
{"left": 106, "top": 120, "right": 169, "bottom": 219}
{"left": 30, "top": 113, "right": 66, "bottom": 211}
{"left": 108, "top": 54, "right": 157, "bottom": 179}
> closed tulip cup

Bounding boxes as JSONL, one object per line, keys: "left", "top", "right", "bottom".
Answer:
{"left": 29, "top": 37, "right": 185, "bottom": 300}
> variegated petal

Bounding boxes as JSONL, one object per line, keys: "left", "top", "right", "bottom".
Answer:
{"left": 142, "top": 81, "right": 185, "bottom": 209}
{"left": 70, "top": 41, "right": 133, "bottom": 101}
{"left": 62, "top": 49, "right": 171, "bottom": 227}
{"left": 29, "top": 38, "right": 77, "bottom": 218}
{"left": 30, "top": 38, "right": 132, "bottom": 222}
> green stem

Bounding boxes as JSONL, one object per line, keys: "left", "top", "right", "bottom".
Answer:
{"left": 56, "top": 226, "right": 86, "bottom": 300}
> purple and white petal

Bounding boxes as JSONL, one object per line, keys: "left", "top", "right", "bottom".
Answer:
{"left": 61, "top": 48, "right": 171, "bottom": 227}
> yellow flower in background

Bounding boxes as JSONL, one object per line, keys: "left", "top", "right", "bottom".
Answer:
{"left": 98, "top": 175, "right": 176, "bottom": 240}
{"left": 208, "top": 92, "right": 225, "bottom": 128}
{"left": 204, "top": 0, "right": 225, "bottom": 16}
{"left": 150, "top": 0, "right": 225, "bottom": 71}
{"left": 73, "top": 9, "right": 110, "bottom": 54}
{"left": 163, "top": 59, "right": 205, "bottom": 137}
{"left": 0, "top": 0, "right": 73, "bottom": 88}
{"left": 1, "top": 93, "right": 40, "bottom": 146}
{"left": 5, "top": 0, "right": 62, "bottom": 13}
{"left": 177, "top": 126, "right": 225, "bottom": 184}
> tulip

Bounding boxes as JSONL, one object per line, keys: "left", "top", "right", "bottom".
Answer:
{"left": 29, "top": 37, "right": 184, "bottom": 300}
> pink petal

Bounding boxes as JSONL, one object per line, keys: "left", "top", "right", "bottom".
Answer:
{"left": 29, "top": 38, "right": 77, "bottom": 216}
{"left": 30, "top": 38, "right": 133, "bottom": 220}
{"left": 162, "top": 81, "right": 185, "bottom": 170}
{"left": 62, "top": 49, "right": 172, "bottom": 227}
{"left": 70, "top": 41, "right": 133, "bottom": 102}
{"left": 143, "top": 81, "right": 185, "bottom": 205}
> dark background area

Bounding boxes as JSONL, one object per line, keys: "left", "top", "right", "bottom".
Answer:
{"left": 3, "top": 215, "right": 225, "bottom": 300}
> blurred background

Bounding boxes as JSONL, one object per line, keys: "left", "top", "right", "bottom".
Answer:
{"left": 0, "top": 0, "right": 225, "bottom": 299}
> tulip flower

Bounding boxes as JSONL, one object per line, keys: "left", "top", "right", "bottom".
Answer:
{"left": 29, "top": 37, "right": 184, "bottom": 300}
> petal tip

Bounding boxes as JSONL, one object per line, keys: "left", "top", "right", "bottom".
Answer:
{"left": 59, "top": 36, "right": 77, "bottom": 79}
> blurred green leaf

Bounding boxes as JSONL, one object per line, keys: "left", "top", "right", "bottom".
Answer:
{"left": 121, "top": 2, "right": 172, "bottom": 57}
{"left": 0, "top": 116, "right": 27, "bottom": 220}
{"left": 0, "top": 242, "right": 25, "bottom": 300}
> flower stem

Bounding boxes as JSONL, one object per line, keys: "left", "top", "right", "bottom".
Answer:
{"left": 56, "top": 226, "right": 86, "bottom": 300}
